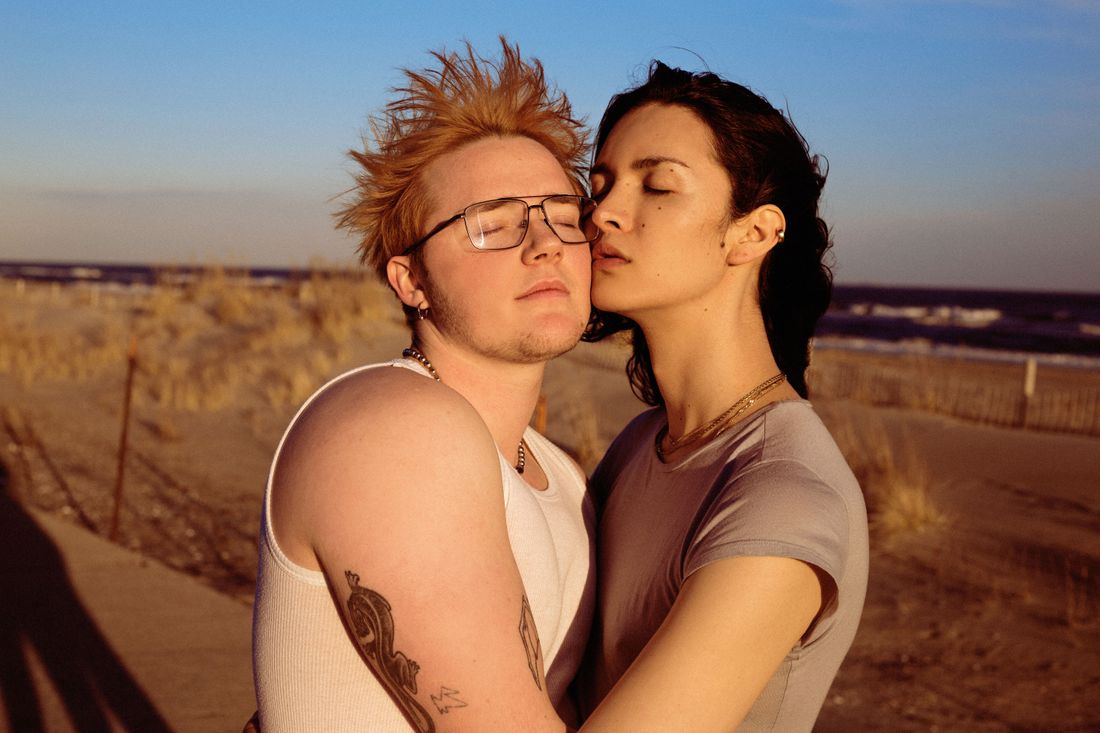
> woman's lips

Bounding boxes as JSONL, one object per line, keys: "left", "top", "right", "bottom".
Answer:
{"left": 592, "top": 244, "right": 629, "bottom": 270}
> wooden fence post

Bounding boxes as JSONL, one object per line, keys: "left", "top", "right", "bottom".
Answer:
{"left": 1021, "top": 357, "right": 1037, "bottom": 428}
{"left": 109, "top": 334, "right": 138, "bottom": 542}
{"left": 534, "top": 394, "right": 548, "bottom": 434}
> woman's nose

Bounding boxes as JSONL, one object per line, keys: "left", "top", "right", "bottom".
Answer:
{"left": 593, "top": 197, "right": 627, "bottom": 233}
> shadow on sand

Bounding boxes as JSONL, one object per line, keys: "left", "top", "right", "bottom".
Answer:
{"left": 0, "top": 460, "right": 172, "bottom": 732}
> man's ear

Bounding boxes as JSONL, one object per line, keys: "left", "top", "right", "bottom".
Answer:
{"left": 724, "top": 205, "right": 787, "bottom": 266}
{"left": 386, "top": 255, "right": 429, "bottom": 310}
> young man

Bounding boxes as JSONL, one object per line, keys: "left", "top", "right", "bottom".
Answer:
{"left": 250, "top": 41, "right": 597, "bottom": 733}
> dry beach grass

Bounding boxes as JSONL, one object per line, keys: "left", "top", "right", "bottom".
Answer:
{"left": 1, "top": 270, "right": 1098, "bottom": 731}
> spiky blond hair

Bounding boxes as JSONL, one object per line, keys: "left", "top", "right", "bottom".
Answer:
{"left": 335, "top": 38, "right": 588, "bottom": 280}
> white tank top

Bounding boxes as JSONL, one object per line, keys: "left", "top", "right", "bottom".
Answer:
{"left": 252, "top": 359, "right": 594, "bottom": 732}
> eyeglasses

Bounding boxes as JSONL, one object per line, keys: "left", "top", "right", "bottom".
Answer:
{"left": 401, "top": 194, "right": 599, "bottom": 255}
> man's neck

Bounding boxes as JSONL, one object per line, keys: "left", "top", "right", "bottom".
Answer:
{"left": 406, "top": 334, "right": 545, "bottom": 464}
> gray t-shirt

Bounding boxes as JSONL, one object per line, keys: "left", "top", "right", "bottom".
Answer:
{"left": 582, "top": 400, "right": 868, "bottom": 732}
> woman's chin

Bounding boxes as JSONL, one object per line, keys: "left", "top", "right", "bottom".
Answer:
{"left": 591, "top": 283, "right": 629, "bottom": 315}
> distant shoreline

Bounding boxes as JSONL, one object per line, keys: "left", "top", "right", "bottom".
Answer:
{"left": 3, "top": 259, "right": 1099, "bottom": 297}
{"left": 3, "top": 259, "right": 1099, "bottom": 364}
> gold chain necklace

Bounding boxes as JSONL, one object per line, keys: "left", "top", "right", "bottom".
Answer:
{"left": 402, "top": 346, "right": 526, "bottom": 474}
{"left": 656, "top": 372, "right": 786, "bottom": 462}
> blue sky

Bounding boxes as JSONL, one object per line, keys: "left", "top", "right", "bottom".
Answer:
{"left": 1, "top": 1, "right": 1098, "bottom": 291}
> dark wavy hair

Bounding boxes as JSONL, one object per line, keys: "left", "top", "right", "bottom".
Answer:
{"left": 583, "top": 62, "right": 833, "bottom": 403}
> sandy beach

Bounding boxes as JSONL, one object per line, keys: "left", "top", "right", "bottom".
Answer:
{"left": 1, "top": 271, "right": 1098, "bottom": 731}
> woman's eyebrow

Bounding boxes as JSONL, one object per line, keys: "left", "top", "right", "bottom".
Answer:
{"left": 632, "top": 156, "right": 690, "bottom": 171}
{"left": 591, "top": 156, "right": 690, "bottom": 178}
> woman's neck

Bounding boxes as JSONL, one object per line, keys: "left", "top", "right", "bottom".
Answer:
{"left": 637, "top": 296, "right": 795, "bottom": 441}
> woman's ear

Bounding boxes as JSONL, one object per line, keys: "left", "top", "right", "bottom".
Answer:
{"left": 386, "top": 255, "right": 429, "bottom": 311}
{"left": 725, "top": 205, "right": 787, "bottom": 266}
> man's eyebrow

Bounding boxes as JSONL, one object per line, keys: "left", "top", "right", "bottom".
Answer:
{"left": 591, "top": 156, "right": 690, "bottom": 178}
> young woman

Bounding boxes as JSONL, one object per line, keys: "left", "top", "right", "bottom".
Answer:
{"left": 577, "top": 64, "right": 869, "bottom": 732}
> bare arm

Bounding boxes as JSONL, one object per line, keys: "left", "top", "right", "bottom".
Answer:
{"left": 272, "top": 369, "right": 565, "bottom": 732}
{"left": 579, "top": 555, "right": 824, "bottom": 733}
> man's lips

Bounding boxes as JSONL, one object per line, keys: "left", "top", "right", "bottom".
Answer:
{"left": 517, "top": 278, "right": 569, "bottom": 299}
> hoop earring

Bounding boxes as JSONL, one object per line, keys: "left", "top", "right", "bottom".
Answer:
{"left": 416, "top": 304, "right": 429, "bottom": 321}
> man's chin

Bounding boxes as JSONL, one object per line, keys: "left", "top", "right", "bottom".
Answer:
{"left": 511, "top": 322, "right": 585, "bottom": 364}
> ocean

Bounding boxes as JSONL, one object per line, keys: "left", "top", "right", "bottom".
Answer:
{"left": 3, "top": 261, "right": 1099, "bottom": 367}
{"left": 817, "top": 284, "right": 1100, "bottom": 368}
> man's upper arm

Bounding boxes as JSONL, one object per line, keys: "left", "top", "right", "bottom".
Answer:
{"left": 579, "top": 555, "right": 823, "bottom": 733}
{"left": 277, "top": 372, "right": 565, "bottom": 732}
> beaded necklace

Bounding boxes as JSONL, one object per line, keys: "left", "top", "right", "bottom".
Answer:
{"left": 402, "top": 346, "right": 526, "bottom": 473}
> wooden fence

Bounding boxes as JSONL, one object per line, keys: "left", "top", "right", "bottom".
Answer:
{"left": 808, "top": 351, "right": 1100, "bottom": 437}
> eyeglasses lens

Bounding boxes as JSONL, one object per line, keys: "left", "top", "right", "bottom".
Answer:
{"left": 468, "top": 199, "right": 523, "bottom": 250}
{"left": 544, "top": 196, "right": 595, "bottom": 244}
{"left": 467, "top": 196, "right": 595, "bottom": 250}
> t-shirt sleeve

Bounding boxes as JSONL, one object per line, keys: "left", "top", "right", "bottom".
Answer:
{"left": 683, "top": 458, "right": 850, "bottom": 596}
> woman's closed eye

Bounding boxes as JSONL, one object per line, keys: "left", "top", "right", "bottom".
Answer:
{"left": 642, "top": 174, "right": 677, "bottom": 194}
{"left": 589, "top": 177, "right": 609, "bottom": 201}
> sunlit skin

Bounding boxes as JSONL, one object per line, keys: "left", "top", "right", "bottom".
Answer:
{"left": 589, "top": 103, "right": 737, "bottom": 326}
{"left": 395, "top": 135, "right": 592, "bottom": 367}
{"left": 269, "top": 133, "right": 594, "bottom": 733}
{"left": 589, "top": 103, "right": 799, "bottom": 442}
{"left": 384, "top": 134, "right": 591, "bottom": 489}
{"left": 577, "top": 103, "right": 825, "bottom": 733}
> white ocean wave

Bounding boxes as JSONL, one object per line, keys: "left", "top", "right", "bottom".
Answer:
{"left": 848, "top": 303, "right": 1002, "bottom": 328}
{"left": 813, "top": 336, "right": 1100, "bottom": 370}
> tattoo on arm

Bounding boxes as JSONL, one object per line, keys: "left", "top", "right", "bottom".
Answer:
{"left": 431, "top": 686, "right": 468, "bottom": 714}
{"left": 519, "top": 595, "right": 545, "bottom": 690}
{"left": 344, "top": 571, "right": 436, "bottom": 733}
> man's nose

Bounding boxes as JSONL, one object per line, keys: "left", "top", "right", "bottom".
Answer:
{"left": 523, "top": 210, "right": 565, "bottom": 260}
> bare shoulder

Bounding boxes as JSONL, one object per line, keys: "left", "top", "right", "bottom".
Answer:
{"left": 270, "top": 366, "right": 502, "bottom": 564}
{"left": 281, "top": 366, "right": 494, "bottom": 474}
{"left": 301, "top": 365, "right": 483, "bottom": 431}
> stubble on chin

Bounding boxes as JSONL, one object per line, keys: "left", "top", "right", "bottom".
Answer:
{"left": 508, "top": 328, "right": 583, "bottom": 363}
{"left": 426, "top": 293, "right": 584, "bottom": 365}
{"left": 473, "top": 313, "right": 586, "bottom": 364}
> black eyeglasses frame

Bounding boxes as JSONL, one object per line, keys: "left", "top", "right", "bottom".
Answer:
{"left": 400, "top": 194, "right": 599, "bottom": 256}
